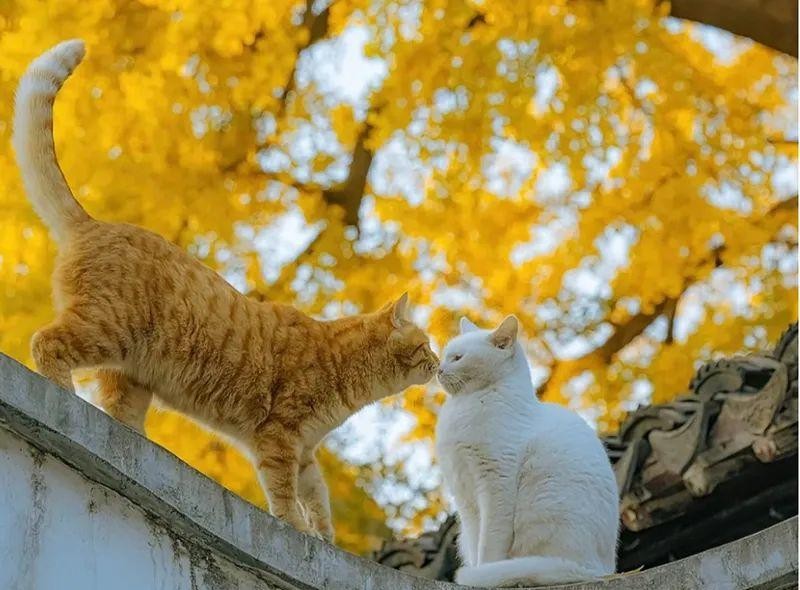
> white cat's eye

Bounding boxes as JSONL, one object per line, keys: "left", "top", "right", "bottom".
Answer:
{"left": 450, "top": 354, "right": 462, "bottom": 362}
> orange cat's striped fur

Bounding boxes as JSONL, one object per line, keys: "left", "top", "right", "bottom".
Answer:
{"left": 12, "top": 40, "right": 439, "bottom": 541}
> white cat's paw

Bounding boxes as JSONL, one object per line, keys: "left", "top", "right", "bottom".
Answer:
{"left": 454, "top": 566, "right": 474, "bottom": 585}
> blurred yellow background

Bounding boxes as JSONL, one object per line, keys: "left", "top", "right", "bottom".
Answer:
{"left": 0, "top": 0, "right": 796, "bottom": 554}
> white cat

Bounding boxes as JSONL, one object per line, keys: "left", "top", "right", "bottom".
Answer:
{"left": 435, "top": 316, "right": 619, "bottom": 587}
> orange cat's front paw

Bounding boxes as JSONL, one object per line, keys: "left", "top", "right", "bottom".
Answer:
{"left": 312, "top": 524, "right": 334, "bottom": 543}
{"left": 286, "top": 516, "right": 311, "bottom": 535}
{"left": 295, "top": 522, "right": 312, "bottom": 535}
{"left": 307, "top": 528, "right": 325, "bottom": 541}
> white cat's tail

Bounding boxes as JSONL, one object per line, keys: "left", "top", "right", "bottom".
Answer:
{"left": 13, "top": 40, "right": 91, "bottom": 244}
{"left": 456, "top": 556, "right": 604, "bottom": 588}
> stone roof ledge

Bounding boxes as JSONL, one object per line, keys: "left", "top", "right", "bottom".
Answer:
{"left": 0, "top": 351, "right": 796, "bottom": 590}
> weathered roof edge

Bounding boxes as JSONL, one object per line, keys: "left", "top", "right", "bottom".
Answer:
{"left": 0, "top": 352, "right": 796, "bottom": 590}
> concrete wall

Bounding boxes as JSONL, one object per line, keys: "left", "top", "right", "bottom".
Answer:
{"left": 0, "top": 352, "right": 796, "bottom": 590}
{"left": 0, "top": 429, "right": 274, "bottom": 590}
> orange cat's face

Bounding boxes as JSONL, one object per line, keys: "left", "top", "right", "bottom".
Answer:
{"left": 388, "top": 320, "right": 439, "bottom": 386}
{"left": 380, "top": 293, "right": 439, "bottom": 386}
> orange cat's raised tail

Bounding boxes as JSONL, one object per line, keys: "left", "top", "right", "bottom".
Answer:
{"left": 13, "top": 39, "right": 91, "bottom": 244}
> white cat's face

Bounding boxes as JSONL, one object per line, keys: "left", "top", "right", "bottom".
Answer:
{"left": 437, "top": 316, "right": 519, "bottom": 395}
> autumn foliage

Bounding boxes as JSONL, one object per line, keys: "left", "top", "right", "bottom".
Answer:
{"left": 0, "top": 0, "right": 796, "bottom": 554}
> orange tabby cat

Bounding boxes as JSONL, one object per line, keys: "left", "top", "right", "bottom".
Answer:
{"left": 12, "top": 40, "right": 439, "bottom": 541}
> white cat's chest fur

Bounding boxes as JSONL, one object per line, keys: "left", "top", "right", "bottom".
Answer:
{"left": 436, "top": 390, "right": 532, "bottom": 476}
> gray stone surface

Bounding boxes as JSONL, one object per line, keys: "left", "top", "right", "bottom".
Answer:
{"left": 0, "top": 428, "right": 277, "bottom": 590}
{"left": 0, "top": 352, "right": 797, "bottom": 590}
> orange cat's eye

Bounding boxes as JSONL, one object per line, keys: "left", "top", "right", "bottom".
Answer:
{"left": 411, "top": 342, "right": 427, "bottom": 355}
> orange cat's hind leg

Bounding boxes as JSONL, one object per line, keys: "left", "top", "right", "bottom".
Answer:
{"left": 95, "top": 369, "right": 152, "bottom": 434}
{"left": 31, "top": 312, "right": 124, "bottom": 393}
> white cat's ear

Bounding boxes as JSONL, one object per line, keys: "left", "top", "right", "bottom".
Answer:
{"left": 490, "top": 315, "right": 518, "bottom": 349}
{"left": 459, "top": 316, "right": 480, "bottom": 333}
{"left": 391, "top": 292, "right": 409, "bottom": 328}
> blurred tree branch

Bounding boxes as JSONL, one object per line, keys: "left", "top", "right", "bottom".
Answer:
{"left": 280, "top": 0, "right": 378, "bottom": 229}
{"left": 276, "top": 0, "right": 335, "bottom": 118}
{"left": 590, "top": 193, "right": 795, "bottom": 362}
{"left": 766, "top": 137, "right": 798, "bottom": 146}
{"left": 223, "top": 0, "right": 374, "bottom": 233}
{"left": 540, "top": 194, "right": 796, "bottom": 398}
{"left": 322, "top": 118, "right": 377, "bottom": 227}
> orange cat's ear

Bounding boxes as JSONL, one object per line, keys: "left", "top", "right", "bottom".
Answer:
{"left": 490, "top": 315, "right": 518, "bottom": 349}
{"left": 389, "top": 292, "right": 409, "bottom": 328}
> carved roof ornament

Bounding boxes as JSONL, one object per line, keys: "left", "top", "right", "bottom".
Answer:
{"left": 373, "top": 514, "right": 460, "bottom": 581}
{"left": 373, "top": 323, "right": 798, "bottom": 580}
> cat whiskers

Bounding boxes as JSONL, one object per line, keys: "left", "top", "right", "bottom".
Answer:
{"left": 440, "top": 372, "right": 466, "bottom": 394}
